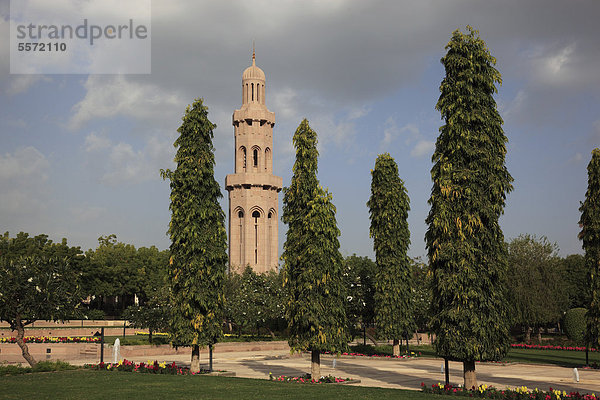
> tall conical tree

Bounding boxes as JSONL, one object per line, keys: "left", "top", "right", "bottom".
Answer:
{"left": 161, "top": 98, "right": 228, "bottom": 373}
{"left": 282, "top": 119, "right": 349, "bottom": 379}
{"left": 367, "top": 153, "right": 413, "bottom": 356}
{"left": 425, "top": 27, "right": 513, "bottom": 389}
{"left": 579, "top": 148, "right": 600, "bottom": 349}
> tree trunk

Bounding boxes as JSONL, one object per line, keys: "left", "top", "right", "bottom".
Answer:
{"left": 311, "top": 350, "right": 321, "bottom": 379}
{"left": 537, "top": 327, "right": 542, "bottom": 344}
{"left": 14, "top": 316, "right": 37, "bottom": 367}
{"left": 525, "top": 326, "right": 532, "bottom": 343}
{"left": 190, "top": 344, "right": 200, "bottom": 373}
{"left": 392, "top": 338, "right": 400, "bottom": 356}
{"left": 365, "top": 330, "right": 378, "bottom": 346}
{"left": 148, "top": 329, "right": 153, "bottom": 344}
{"left": 416, "top": 330, "right": 421, "bottom": 345}
{"left": 463, "top": 360, "right": 477, "bottom": 390}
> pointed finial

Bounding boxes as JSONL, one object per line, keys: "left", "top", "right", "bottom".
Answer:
{"left": 252, "top": 40, "right": 256, "bottom": 65}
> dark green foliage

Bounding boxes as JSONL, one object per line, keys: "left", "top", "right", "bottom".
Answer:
{"left": 507, "top": 235, "right": 568, "bottom": 334}
{"left": 367, "top": 153, "right": 413, "bottom": 341}
{"left": 0, "top": 360, "right": 76, "bottom": 376}
{"left": 0, "top": 232, "right": 85, "bottom": 365}
{"left": 425, "top": 27, "right": 513, "bottom": 362}
{"left": 83, "top": 235, "right": 169, "bottom": 316}
{"left": 224, "top": 267, "right": 285, "bottom": 336}
{"left": 563, "top": 308, "right": 587, "bottom": 344}
{"left": 561, "top": 254, "right": 588, "bottom": 309}
{"left": 161, "top": 98, "right": 228, "bottom": 347}
{"left": 579, "top": 148, "right": 600, "bottom": 347}
{"left": 410, "top": 258, "right": 431, "bottom": 332}
{"left": 343, "top": 255, "right": 376, "bottom": 335}
{"left": 281, "top": 119, "right": 349, "bottom": 354}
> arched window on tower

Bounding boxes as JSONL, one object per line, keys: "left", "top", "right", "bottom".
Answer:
{"left": 257, "top": 84, "right": 260, "bottom": 103}
{"left": 265, "top": 147, "right": 271, "bottom": 172}
{"left": 267, "top": 211, "right": 272, "bottom": 266}
{"left": 251, "top": 83, "right": 254, "bottom": 102}
{"left": 252, "top": 210, "right": 260, "bottom": 264}
{"left": 238, "top": 210, "right": 244, "bottom": 265}
{"left": 240, "top": 146, "right": 247, "bottom": 172}
{"left": 253, "top": 148, "right": 258, "bottom": 168}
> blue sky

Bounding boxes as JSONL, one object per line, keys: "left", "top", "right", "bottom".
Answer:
{"left": 1, "top": 0, "right": 599, "bottom": 261}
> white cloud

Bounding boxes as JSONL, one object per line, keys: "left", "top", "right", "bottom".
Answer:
{"left": 411, "top": 140, "right": 435, "bottom": 158}
{"left": 0, "top": 147, "right": 50, "bottom": 216}
{"left": 501, "top": 90, "right": 527, "bottom": 122}
{"left": 69, "top": 75, "right": 184, "bottom": 130}
{"left": 83, "top": 134, "right": 175, "bottom": 186}
{"left": 0, "top": 146, "right": 49, "bottom": 180}
{"left": 84, "top": 132, "right": 111, "bottom": 152}
{"left": 381, "top": 118, "right": 420, "bottom": 148}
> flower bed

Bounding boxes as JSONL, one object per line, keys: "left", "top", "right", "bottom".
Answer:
{"left": 422, "top": 382, "right": 598, "bottom": 400}
{"left": 84, "top": 359, "right": 215, "bottom": 375}
{"left": 511, "top": 344, "right": 598, "bottom": 352}
{"left": 134, "top": 331, "right": 168, "bottom": 337}
{"left": 0, "top": 336, "right": 99, "bottom": 344}
{"left": 321, "top": 350, "right": 421, "bottom": 359}
{"left": 269, "top": 372, "right": 355, "bottom": 384}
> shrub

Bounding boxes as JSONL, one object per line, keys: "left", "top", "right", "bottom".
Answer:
{"left": 564, "top": 308, "right": 587, "bottom": 344}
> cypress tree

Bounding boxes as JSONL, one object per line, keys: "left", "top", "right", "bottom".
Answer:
{"left": 579, "top": 148, "right": 600, "bottom": 349}
{"left": 425, "top": 27, "right": 513, "bottom": 389}
{"left": 282, "top": 119, "right": 349, "bottom": 379}
{"left": 367, "top": 153, "right": 413, "bottom": 356}
{"left": 161, "top": 98, "right": 228, "bottom": 373}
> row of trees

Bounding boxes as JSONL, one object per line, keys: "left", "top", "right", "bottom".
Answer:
{"left": 3, "top": 27, "right": 599, "bottom": 390}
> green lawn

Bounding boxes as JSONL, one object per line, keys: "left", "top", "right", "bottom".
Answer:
{"left": 0, "top": 370, "right": 442, "bottom": 400}
{"left": 355, "top": 344, "right": 600, "bottom": 368}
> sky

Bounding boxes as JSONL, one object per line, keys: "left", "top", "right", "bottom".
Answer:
{"left": 1, "top": 0, "right": 599, "bottom": 261}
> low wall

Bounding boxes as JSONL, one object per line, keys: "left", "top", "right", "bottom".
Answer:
{"left": 0, "top": 343, "right": 99, "bottom": 364}
{"left": 0, "top": 340, "right": 291, "bottom": 364}
{"left": 0, "top": 320, "right": 132, "bottom": 339}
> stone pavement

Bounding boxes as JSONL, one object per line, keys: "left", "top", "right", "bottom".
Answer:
{"left": 69, "top": 348, "right": 600, "bottom": 394}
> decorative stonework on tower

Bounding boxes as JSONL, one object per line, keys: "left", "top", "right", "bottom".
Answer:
{"left": 225, "top": 52, "right": 282, "bottom": 274}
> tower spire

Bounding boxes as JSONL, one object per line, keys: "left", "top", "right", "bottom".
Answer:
{"left": 252, "top": 40, "right": 255, "bottom": 65}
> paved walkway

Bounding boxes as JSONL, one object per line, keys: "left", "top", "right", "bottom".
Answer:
{"left": 70, "top": 349, "right": 600, "bottom": 394}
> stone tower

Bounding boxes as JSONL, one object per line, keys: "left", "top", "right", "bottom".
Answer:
{"left": 225, "top": 52, "right": 282, "bottom": 274}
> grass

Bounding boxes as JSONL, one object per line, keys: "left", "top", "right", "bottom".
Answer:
{"left": 0, "top": 370, "right": 441, "bottom": 400}
{"left": 0, "top": 360, "right": 77, "bottom": 376}
{"left": 350, "top": 344, "right": 600, "bottom": 368}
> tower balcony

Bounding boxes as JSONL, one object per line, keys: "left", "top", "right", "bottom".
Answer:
{"left": 233, "top": 107, "right": 275, "bottom": 126}
{"left": 225, "top": 173, "right": 282, "bottom": 192}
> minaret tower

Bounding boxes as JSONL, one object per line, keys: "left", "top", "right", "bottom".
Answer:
{"left": 225, "top": 51, "right": 282, "bottom": 274}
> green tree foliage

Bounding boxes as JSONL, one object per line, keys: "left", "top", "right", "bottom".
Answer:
{"left": 224, "top": 267, "right": 285, "bottom": 337}
{"left": 579, "top": 148, "right": 600, "bottom": 348}
{"left": 343, "top": 255, "right": 376, "bottom": 338}
{"left": 507, "top": 235, "right": 568, "bottom": 343}
{"left": 367, "top": 153, "right": 413, "bottom": 356}
{"left": 564, "top": 308, "right": 587, "bottom": 344}
{"left": 411, "top": 258, "right": 431, "bottom": 334}
{"left": 84, "top": 235, "right": 139, "bottom": 314}
{"left": 281, "top": 119, "right": 349, "bottom": 378}
{"left": 0, "top": 232, "right": 84, "bottom": 366}
{"left": 425, "top": 27, "right": 513, "bottom": 389}
{"left": 84, "top": 235, "right": 169, "bottom": 316}
{"left": 161, "top": 98, "right": 228, "bottom": 372}
{"left": 561, "top": 254, "right": 588, "bottom": 309}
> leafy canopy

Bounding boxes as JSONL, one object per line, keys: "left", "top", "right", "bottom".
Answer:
{"left": 367, "top": 153, "right": 413, "bottom": 340}
{"left": 579, "top": 148, "right": 600, "bottom": 346}
{"left": 161, "top": 98, "right": 228, "bottom": 347}
{"left": 425, "top": 26, "right": 513, "bottom": 362}
{"left": 281, "top": 119, "right": 349, "bottom": 354}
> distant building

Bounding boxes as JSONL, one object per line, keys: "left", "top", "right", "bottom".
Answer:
{"left": 225, "top": 51, "right": 282, "bottom": 273}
